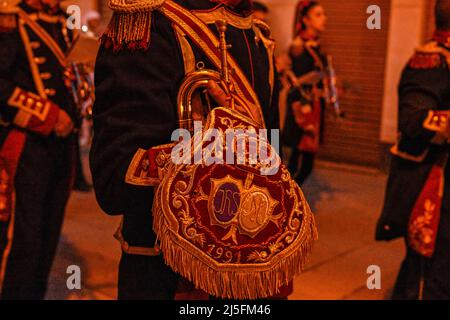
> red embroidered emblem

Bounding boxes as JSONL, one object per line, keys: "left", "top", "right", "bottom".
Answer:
{"left": 408, "top": 164, "right": 444, "bottom": 258}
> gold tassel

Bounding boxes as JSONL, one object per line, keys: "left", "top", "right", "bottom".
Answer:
{"left": 0, "top": 14, "right": 17, "bottom": 32}
{"left": 153, "top": 186, "right": 318, "bottom": 300}
{"left": 104, "top": 11, "right": 153, "bottom": 49}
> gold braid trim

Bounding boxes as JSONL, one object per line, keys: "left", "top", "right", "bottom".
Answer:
{"left": 253, "top": 20, "right": 275, "bottom": 97}
{"left": 0, "top": 0, "right": 19, "bottom": 32}
{"left": 0, "top": 0, "right": 19, "bottom": 13}
{"left": 104, "top": 0, "right": 166, "bottom": 49}
{"left": 109, "top": 0, "right": 166, "bottom": 13}
{"left": 253, "top": 18, "right": 271, "bottom": 38}
{"left": 0, "top": 13, "right": 16, "bottom": 31}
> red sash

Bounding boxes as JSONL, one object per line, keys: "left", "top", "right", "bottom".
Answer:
{"left": 0, "top": 130, "right": 27, "bottom": 222}
{"left": 408, "top": 157, "right": 447, "bottom": 258}
{"left": 297, "top": 89, "right": 321, "bottom": 154}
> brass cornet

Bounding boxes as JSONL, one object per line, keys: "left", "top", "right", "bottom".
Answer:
{"left": 176, "top": 20, "right": 234, "bottom": 133}
{"left": 66, "top": 62, "right": 95, "bottom": 121}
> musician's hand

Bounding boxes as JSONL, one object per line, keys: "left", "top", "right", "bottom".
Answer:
{"left": 54, "top": 109, "right": 74, "bottom": 138}
{"left": 207, "top": 81, "right": 229, "bottom": 107}
{"left": 206, "top": 81, "right": 262, "bottom": 125}
{"left": 191, "top": 91, "right": 204, "bottom": 121}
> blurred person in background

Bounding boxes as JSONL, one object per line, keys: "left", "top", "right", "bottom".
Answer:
{"left": 72, "top": 10, "right": 105, "bottom": 192}
{"left": 282, "top": 0, "right": 328, "bottom": 185}
{"left": 0, "top": 0, "right": 76, "bottom": 299}
{"left": 84, "top": 10, "right": 103, "bottom": 39}
{"left": 376, "top": 0, "right": 450, "bottom": 300}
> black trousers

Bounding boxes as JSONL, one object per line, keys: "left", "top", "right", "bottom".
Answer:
{"left": 392, "top": 240, "right": 450, "bottom": 300}
{"left": 0, "top": 135, "right": 73, "bottom": 300}
{"left": 287, "top": 148, "right": 315, "bottom": 185}
{"left": 393, "top": 185, "right": 450, "bottom": 300}
{"left": 118, "top": 252, "right": 179, "bottom": 300}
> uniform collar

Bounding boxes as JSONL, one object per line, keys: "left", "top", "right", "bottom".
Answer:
{"left": 208, "top": 0, "right": 252, "bottom": 16}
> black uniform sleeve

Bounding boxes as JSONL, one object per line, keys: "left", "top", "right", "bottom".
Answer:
{"left": 397, "top": 63, "right": 450, "bottom": 141}
{"left": 266, "top": 67, "right": 281, "bottom": 132}
{"left": 0, "top": 28, "right": 61, "bottom": 135}
{"left": 268, "top": 73, "right": 283, "bottom": 159}
{"left": 90, "top": 12, "right": 184, "bottom": 215}
{"left": 0, "top": 29, "right": 21, "bottom": 120}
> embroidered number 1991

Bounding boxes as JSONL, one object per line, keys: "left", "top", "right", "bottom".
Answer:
{"left": 207, "top": 244, "right": 241, "bottom": 263}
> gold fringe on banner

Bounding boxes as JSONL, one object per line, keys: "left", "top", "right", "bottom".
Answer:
{"left": 153, "top": 183, "right": 318, "bottom": 300}
{"left": 0, "top": 0, "right": 19, "bottom": 32}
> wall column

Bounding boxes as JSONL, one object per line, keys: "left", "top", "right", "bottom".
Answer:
{"left": 380, "top": 0, "right": 428, "bottom": 143}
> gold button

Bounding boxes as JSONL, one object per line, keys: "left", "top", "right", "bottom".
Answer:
{"left": 36, "top": 101, "right": 43, "bottom": 109}
{"left": 45, "top": 88, "right": 56, "bottom": 96}
{"left": 30, "top": 42, "right": 41, "bottom": 49}
{"left": 142, "top": 160, "right": 150, "bottom": 171}
{"left": 40, "top": 72, "right": 51, "bottom": 80}
{"left": 34, "top": 57, "right": 46, "bottom": 64}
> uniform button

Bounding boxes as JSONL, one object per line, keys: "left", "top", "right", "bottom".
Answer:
{"left": 34, "top": 57, "right": 46, "bottom": 64}
{"left": 30, "top": 42, "right": 41, "bottom": 49}
{"left": 36, "top": 101, "right": 44, "bottom": 109}
{"left": 45, "top": 88, "right": 56, "bottom": 96}
{"left": 25, "top": 97, "right": 35, "bottom": 108}
{"left": 142, "top": 159, "right": 150, "bottom": 171}
{"left": 40, "top": 72, "right": 52, "bottom": 80}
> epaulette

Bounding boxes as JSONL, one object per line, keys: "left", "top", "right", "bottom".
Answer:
{"left": 103, "top": 0, "right": 166, "bottom": 51}
{"left": 0, "top": 0, "right": 20, "bottom": 32}
{"left": 408, "top": 41, "right": 448, "bottom": 69}
{"left": 252, "top": 18, "right": 271, "bottom": 39}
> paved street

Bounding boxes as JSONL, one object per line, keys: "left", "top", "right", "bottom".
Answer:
{"left": 46, "top": 161, "right": 404, "bottom": 300}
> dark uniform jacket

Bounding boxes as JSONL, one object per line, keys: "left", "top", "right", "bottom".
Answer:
{"left": 90, "top": 0, "right": 280, "bottom": 250}
{"left": 376, "top": 35, "right": 450, "bottom": 241}
{"left": 0, "top": 2, "right": 76, "bottom": 298}
{"left": 0, "top": 2, "right": 77, "bottom": 143}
